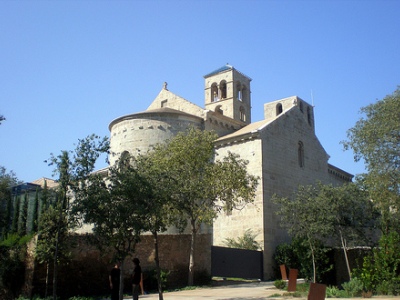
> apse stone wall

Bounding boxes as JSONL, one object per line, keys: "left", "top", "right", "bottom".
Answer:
{"left": 109, "top": 109, "right": 203, "bottom": 165}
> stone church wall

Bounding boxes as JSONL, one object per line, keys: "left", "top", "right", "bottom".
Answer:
{"left": 213, "top": 104, "right": 342, "bottom": 280}
{"left": 260, "top": 106, "right": 333, "bottom": 278}
{"left": 109, "top": 111, "right": 202, "bottom": 165}
{"left": 213, "top": 138, "right": 265, "bottom": 266}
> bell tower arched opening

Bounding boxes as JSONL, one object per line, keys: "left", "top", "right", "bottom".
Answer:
{"left": 204, "top": 64, "right": 252, "bottom": 125}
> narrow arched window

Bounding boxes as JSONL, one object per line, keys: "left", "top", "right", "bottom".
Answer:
{"left": 298, "top": 141, "right": 304, "bottom": 168}
{"left": 299, "top": 101, "right": 304, "bottom": 113}
{"left": 276, "top": 103, "right": 283, "bottom": 115}
{"left": 211, "top": 83, "right": 219, "bottom": 102}
{"left": 307, "top": 106, "right": 312, "bottom": 126}
{"left": 119, "top": 151, "right": 131, "bottom": 170}
{"left": 236, "top": 82, "right": 242, "bottom": 101}
{"left": 220, "top": 81, "right": 227, "bottom": 99}
{"left": 239, "top": 106, "right": 246, "bottom": 122}
{"left": 215, "top": 105, "right": 223, "bottom": 114}
{"left": 242, "top": 85, "right": 248, "bottom": 103}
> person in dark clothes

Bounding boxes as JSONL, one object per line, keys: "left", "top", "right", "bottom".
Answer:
{"left": 132, "top": 258, "right": 142, "bottom": 300}
{"left": 109, "top": 262, "right": 120, "bottom": 300}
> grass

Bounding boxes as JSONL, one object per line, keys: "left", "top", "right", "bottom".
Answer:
{"left": 268, "top": 293, "right": 283, "bottom": 297}
{"left": 268, "top": 283, "right": 310, "bottom": 298}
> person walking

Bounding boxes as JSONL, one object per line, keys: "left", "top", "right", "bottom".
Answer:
{"left": 132, "top": 258, "right": 142, "bottom": 300}
{"left": 109, "top": 262, "right": 120, "bottom": 300}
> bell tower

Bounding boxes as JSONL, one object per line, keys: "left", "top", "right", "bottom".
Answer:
{"left": 204, "top": 64, "right": 252, "bottom": 124}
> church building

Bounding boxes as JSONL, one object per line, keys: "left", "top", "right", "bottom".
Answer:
{"left": 108, "top": 64, "right": 353, "bottom": 279}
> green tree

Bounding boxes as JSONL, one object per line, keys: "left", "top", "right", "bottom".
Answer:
{"left": 46, "top": 134, "right": 109, "bottom": 299}
{"left": 342, "top": 87, "right": 400, "bottom": 233}
{"left": 272, "top": 184, "right": 334, "bottom": 283}
{"left": 355, "top": 232, "right": 400, "bottom": 294}
{"left": 2, "top": 194, "right": 12, "bottom": 239}
{"left": 46, "top": 151, "right": 71, "bottom": 300}
{"left": 273, "top": 182, "right": 377, "bottom": 282}
{"left": 31, "top": 188, "right": 39, "bottom": 233}
{"left": 35, "top": 201, "right": 69, "bottom": 298}
{"left": 18, "top": 192, "right": 28, "bottom": 236}
{"left": 132, "top": 153, "right": 176, "bottom": 300}
{"left": 11, "top": 195, "right": 20, "bottom": 234}
{"left": 326, "top": 182, "right": 377, "bottom": 280}
{"left": 153, "top": 128, "right": 259, "bottom": 286}
{"left": 0, "top": 167, "right": 19, "bottom": 238}
{"left": 73, "top": 157, "right": 152, "bottom": 300}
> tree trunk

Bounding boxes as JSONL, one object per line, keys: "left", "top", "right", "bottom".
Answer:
{"left": 153, "top": 231, "right": 164, "bottom": 300}
{"left": 53, "top": 199, "right": 64, "bottom": 300}
{"left": 339, "top": 229, "right": 352, "bottom": 280}
{"left": 308, "top": 236, "right": 316, "bottom": 283}
{"left": 188, "top": 220, "right": 197, "bottom": 286}
{"left": 119, "top": 258, "right": 125, "bottom": 300}
{"left": 45, "top": 262, "right": 49, "bottom": 298}
{"left": 53, "top": 231, "right": 59, "bottom": 300}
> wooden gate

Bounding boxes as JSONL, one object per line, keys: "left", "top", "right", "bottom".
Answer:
{"left": 211, "top": 246, "right": 263, "bottom": 280}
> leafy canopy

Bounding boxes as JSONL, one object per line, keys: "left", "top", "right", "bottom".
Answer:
{"left": 342, "top": 87, "right": 400, "bottom": 233}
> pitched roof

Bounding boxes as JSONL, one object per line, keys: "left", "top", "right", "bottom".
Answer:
{"left": 204, "top": 64, "right": 233, "bottom": 78}
{"left": 216, "top": 119, "right": 272, "bottom": 143}
{"left": 31, "top": 177, "right": 58, "bottom": 188}
{"left": 203, "top": 64, "right": 252, "bottom": 80}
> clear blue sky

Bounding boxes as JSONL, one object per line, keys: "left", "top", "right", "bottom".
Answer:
{"left": 1, "top": 0, "right": 399, "bottom": 182}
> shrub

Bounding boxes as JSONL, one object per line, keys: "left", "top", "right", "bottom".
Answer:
{"left": 342, "top": 278, "right": 363, "bottom": 297}
{"left": 354, "top": 232, "right": 400, "bottom": 294}
{"left": 274, "top": 279, "right": 287, "bottom": 290}
{"left": 0, "top": 234, "right": 32, "bottom": 298}
{"left": 376, "top": 278, "right": 400, "bottom": 296}
{"left": 273, "top": 238, "right": 332, "bottom": 282}
{"left": 143, "top": 268, "right": 170, "bottom": 291}
{"left": 224, "top": 229, "right": 262, "bottom": 250}
{"left": 326, "top": 286, "right": 347, "bottom": 298}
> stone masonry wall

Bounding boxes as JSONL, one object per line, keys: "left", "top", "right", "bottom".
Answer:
{"left": 30, "top": 233, "right": 211, "bottom": 298}
{"left": 109, "top": 111, "right": 202, "bottom": 165}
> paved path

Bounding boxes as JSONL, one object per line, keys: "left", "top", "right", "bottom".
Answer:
{"left": 136, "top": 282, "right": 278, "bottom": 300}
{"left": 122, "top": 281, "right": 400, "bottom": 300}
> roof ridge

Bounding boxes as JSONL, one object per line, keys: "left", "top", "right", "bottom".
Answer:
{"left": 203, "top": 64, "right": 252, "bottom": 80}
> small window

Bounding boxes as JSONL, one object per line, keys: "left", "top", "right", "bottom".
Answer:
{"left": 298, "top": 141, "right": 304, "bottom": 168}
{"left": 239, "top": 106, "right": 246, "bottom": 122}
{"left": 119, "top": 151, "right": 131, "bottom": 170}
{"left": 215, "top": 105, "right": 223, "bottom": 114}
{"left": 211, "top": 83, "right": 219, "bottom": 102}
{"left": 161, "top": 99, "right": 167, "bottom": 107}
{"left": 236, "top": 82, "right": 242, "bottom": 101}
{"left": 220, "top": 81, "right": 227, "bottom": 99}
{"left": 299, "top": 101, "right": 304, "bottom": 113}
{"left": 307, "top": 107, "right": 312, "bottom": 125}
{"left": 276, "top": 103, "right": 283, "bottom": 115}
{"left": 241, "top": 85, "right": 248, "bottom": 102}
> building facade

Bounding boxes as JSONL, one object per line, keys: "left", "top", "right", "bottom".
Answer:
{"left": 108, "top": 65, "right": 352, "bottom": 279}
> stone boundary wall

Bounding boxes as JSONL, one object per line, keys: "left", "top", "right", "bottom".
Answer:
{"left": 29, "top": 233, "right": 211, "bottom": 298}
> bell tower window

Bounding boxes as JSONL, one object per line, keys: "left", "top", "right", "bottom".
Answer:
{"left": 211, "top": 83, "right": 219, "bottom": 102}
{"left": 220, "top": 81, "right": 227, "bottom": 99}
{"left": 204, "top": 65, "right": 252, "bottom": 123}
{"left": 242, "top": 85, "right": 248, "bottom": 103}
{"left": 239, "top": 106, "right": 246, "bottom": 122}
{"left": 236, "top": 82, "right": 242, "bottom": 101}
